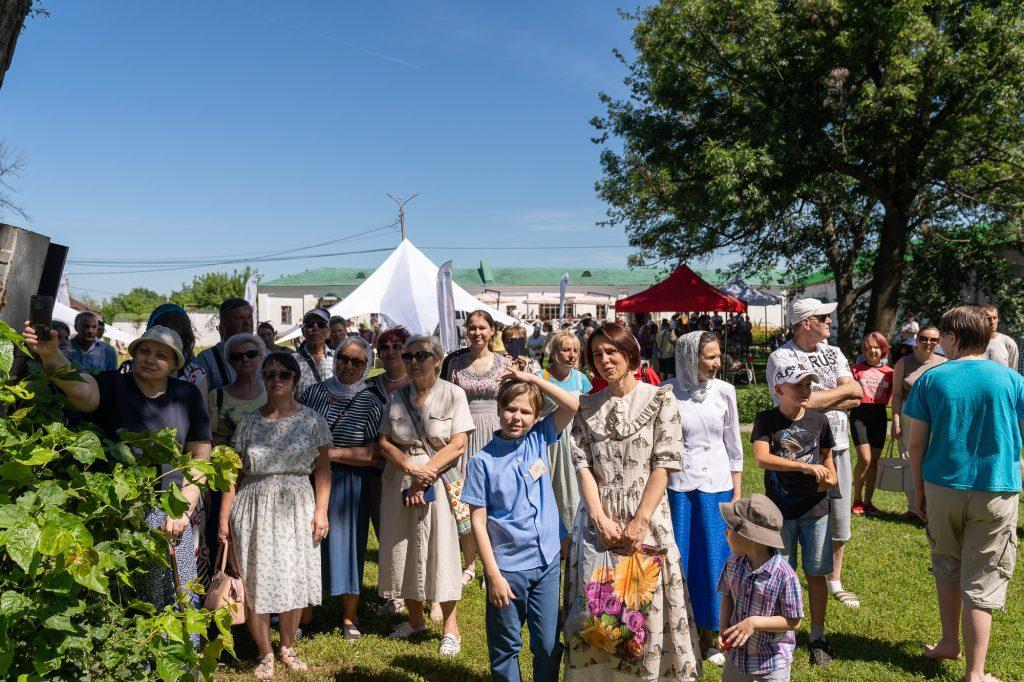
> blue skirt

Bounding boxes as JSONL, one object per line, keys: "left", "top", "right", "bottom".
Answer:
{"left": 322, "top": 464, "right": 370, "bottom": 596}
{"left": 668, "top": 488, "right": 733, "bottom": 631}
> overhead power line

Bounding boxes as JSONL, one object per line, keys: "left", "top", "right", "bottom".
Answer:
{"left": 67, "top": 247, "right": 395, "bottom": 276}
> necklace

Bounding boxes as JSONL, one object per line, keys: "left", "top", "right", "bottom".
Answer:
{"left": 384, "top": 370, "right": 407, "bottom": 382}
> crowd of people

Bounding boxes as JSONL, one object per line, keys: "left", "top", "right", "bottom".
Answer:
{"left": 19, "top": 294, "right": 1023, "bottom": 682}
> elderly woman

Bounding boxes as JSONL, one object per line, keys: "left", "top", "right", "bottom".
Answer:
{"left": 536, "top": 329, "right": 591, "bottom": 540}
{"left": 662, "top": 331, "right": 742, "bottom": 666}
{"left": 24, "top": 323, "right": 212, "bottom": 618}
{"left": 204, "top": 332, "right": 267, "bottom": 580}
{"left": 565, "top": 322, "right": 700, "bottom": 681}
{"left": 219, "top": 352, "right": 331, "bottom": 679}
{"left": 300, "top": 336, "right": 385, "bottom": 639}
{"left": 378, "top": 335, "right": 475, "bottom": 656}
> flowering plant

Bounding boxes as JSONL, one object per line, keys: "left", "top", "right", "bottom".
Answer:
{"left": 577, "top": 545, "right": 663, "bottom": 661}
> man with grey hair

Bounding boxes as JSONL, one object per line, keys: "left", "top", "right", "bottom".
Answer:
{"left": 766, "top": 298, "right": 863, "bottom": 662}
{"left": 980, "top": 304, "right": 1019, "bottom": 370}
{"left": 66, "top": 311, "right": 118, "bottom": 372}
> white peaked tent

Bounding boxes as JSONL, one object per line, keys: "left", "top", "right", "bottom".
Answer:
{"left": 279, "top": 240, "right": 516, "bottom": 341}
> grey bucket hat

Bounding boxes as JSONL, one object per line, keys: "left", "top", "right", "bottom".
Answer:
{"left": 127, "top": 325, "right": 185, "bottom": 371}
{"left": 719, "top": 493, "right": 786, "bottom": 549}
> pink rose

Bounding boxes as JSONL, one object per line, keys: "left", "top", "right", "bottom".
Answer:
{"left": 623, "top": 609, "right": 646, "bottom": 634}
{"left": 586, "top": 598, "right": 603, "bottom": 617}
{"left": 598, "top": 584, "right": 616, "bottom": 602}
{"left": 633, "top": 626, "right": 648, "bottom": 645}
{"left": 601, "top": 594, "right": 623, "bottom": 617}
{"left": 584, "top": 582, "right": 602, "bottom": 603}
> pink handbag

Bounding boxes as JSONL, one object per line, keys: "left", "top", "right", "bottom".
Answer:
{"left": 204, "top": 542, "right": 246, "bottom": 625}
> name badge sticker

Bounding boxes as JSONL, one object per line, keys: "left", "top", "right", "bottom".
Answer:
{"left": 528, "top": 459, "right": 548, "bottom": 481}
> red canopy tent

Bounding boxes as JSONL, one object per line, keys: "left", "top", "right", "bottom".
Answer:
{"left": 615, "top": 264, "right": 746, "bottom": 313}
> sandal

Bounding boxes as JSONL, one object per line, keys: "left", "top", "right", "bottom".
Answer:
{"left": 461, "top": 566, "right": 476, "bottom": 586}
{"left": 851, "top": 500, "right": 865, "bottom": 516}
{"left": 832, "top": 590, "right": 861, "bottom": 608}
{"left": 342, "top": 622, "right": 361, "bottom": 640}
{"left": 253, "top": 653, "right": 274, "bottom": 680}
{"left": 277, "top": 646, "right": 308, "bottom": 672}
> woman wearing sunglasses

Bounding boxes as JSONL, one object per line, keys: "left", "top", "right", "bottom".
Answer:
{"left": 891, "top": 325, "right": 946, "bottom": 520}
{"left": 377, "top": 336, "right": 475, "bottom": 656}
{"left": 219, "top": 351, "right": 332, "bottom": 678}
{"left": 300, "top": 336, "right": 385, "bottom": 639}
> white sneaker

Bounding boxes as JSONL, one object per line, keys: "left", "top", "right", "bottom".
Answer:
{"left": 439, "top": 633, "right": 462, "bottom": 656}
{"left": 388, "top": 621, "right": 426, "bottom": 640}
{"left": 705, "top": 646, "right": 726, "bottom": 666}
{"left": 375, "top": 598, "right": 405, "bottom": 616}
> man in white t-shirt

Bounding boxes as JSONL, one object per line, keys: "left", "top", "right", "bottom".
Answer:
{"left": 980, "top": 304, "right": 1020, "bottom": 371}
{"left": 767, "top": 299, "right": 864, "bottom": 623}
{"left": 899, "top": 314, "right": 920, "bottom": 344}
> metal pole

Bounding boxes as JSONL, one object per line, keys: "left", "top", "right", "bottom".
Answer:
{"left": 386, "top": 193, "right": 420, "bottom": 242}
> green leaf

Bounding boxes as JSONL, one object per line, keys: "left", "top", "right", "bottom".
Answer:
{"left": 108, "top": 442, "right": 136, "bottom": 466}
{"left": 158, "top": 484, "right": 190, "bottom": 519}
{"left": 0, "top": 504, "right": 29, "bottom": 529}
{"left": 0, "top": 338, "right": 14, "bottom": 378}
{"left": 5, "top": 521, "right": 40, "bottom": 572}
{"left": 67, "top": 431, "right": 105, "bottom": 465}
{"left": 0, "top": 591, "right": 29, "bottom": 617}
{"left": 0, "top": 462, "right": 33, "bottom": 485}
{"left": 34, "top": 481, "right": 68, "bottom": 508}
{"left": 15, "top": 446, "right": 58, "bottom": 466}
{"left": 38, "top": 513, "right": 93, "bottom": 557}
{"left": 43, "top": 611, "right": 77, "bottom": 633}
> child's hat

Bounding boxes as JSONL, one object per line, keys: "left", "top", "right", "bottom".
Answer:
{"left": 719, "top": 493, "right": 785, "bottom": 549}
{"left": 772, "top": 360, "right": 819, "bottom": 388}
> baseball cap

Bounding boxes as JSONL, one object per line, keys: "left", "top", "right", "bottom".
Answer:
{"left": 719, "top": 493, "right": 785, "bottom": 549}
{"left": 128, "top": 325, "right": 185, "bottom": 370}
{"left": 790, "top": 298, "right": 838, "bottom": 324}
{"left": 303, "top": 307, "right": 331, "bottom": 325}
{"left": 772, "top": 360, "right": 819, "bottom": 387}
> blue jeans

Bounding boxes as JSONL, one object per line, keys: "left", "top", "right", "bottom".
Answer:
{"left": 780, "top": 514, "right": 833, "bottom": 576}
{"left": 485, "top": 558, "right": 562, "bottom": 682}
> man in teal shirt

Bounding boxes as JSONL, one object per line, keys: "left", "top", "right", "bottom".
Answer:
{"left": 904, "top": 305, "right": 1023, "bottom": 682}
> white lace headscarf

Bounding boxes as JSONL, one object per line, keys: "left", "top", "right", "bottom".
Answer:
{"left": 675, "top": 330, "right": 714, "bottom": 403}
{"left": 324, "top": 336, "right": 372, "bottom": 402}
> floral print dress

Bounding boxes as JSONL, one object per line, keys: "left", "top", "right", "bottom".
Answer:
{"left": 565, "top": 382, "right": 701, "bottom": 681}
{"left": 450, "top": 352, "right": 512, "bottom": 476}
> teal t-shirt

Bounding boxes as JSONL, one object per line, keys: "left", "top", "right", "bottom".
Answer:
{"left": 903, "top": 359, "right": 1024, "bottom": 492}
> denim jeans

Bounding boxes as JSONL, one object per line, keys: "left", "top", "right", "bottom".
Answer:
{"left": 485, "top": 558, "right": 562, "bottom": 682}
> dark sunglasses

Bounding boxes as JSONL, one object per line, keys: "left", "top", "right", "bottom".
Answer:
{"left": 303, "top": 317, "right": 328, "bottom": 328}
{"left": 379, "top": 342, "right": 404, "bottom": 352}
{"left": 262, "top": 369, "right": 296, "bottom": 382}
{"left": 336, "top": 355, "right": 366, "bottom": 368}
{"left": 401, "top": 351, "right": 434, "bottom": 363}
{"left": 917, "top": 336, "right": 940, "bottom": 344}
{"left": 229, "top": 349, "right": 261, "bottom": 362}
{"left": 813, "top": 314, "right": 830, "bottom": 322}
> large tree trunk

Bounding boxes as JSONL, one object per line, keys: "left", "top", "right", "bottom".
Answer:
{"left": 0, "top": 0, "right": 31, "bottom": 92}
{"left": 866, "top": 205, "right": 912, "bottom": 336}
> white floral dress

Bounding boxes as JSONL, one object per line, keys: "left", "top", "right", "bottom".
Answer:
{"left": 229, "top": 407, "right": 331, "bottom": 614}
{"left": 565, "top": 382, "right": 701, "bottom": 681}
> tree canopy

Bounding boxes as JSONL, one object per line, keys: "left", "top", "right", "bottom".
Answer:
{"left": 170, "top": 268, "right": 253, "bottom": 310}
{"left": 100, "top": 287, "right": 166, "bottom": 322}
{"left": 595, "top": 0, "right": 1024, "bottom": 338}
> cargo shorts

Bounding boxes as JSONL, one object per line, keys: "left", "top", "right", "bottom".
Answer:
{"left": 924, "top": 482, "right": 1020, "bottom": 610}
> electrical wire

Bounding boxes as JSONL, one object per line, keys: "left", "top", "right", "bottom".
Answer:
{"left": 67, "top": 247, "right": 395, "bottom": 276}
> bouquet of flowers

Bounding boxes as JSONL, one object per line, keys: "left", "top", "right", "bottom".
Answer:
{"left": 577, "top": 545, "right": 664, "bottom": 662}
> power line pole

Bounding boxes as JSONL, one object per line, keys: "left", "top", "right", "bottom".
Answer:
{"left": 386, "top": 193, "right": 420, "bottom": 242}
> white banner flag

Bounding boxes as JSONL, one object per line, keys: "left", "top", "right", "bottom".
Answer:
{"left": 244, "top": 272, "right": 261, "bottom": 323}
{"left": 437, "top": 260, "right": 458, "bottom": 352}
{"left": 56, "top": 277, "right": 71, "bottom": 307}
{"left": 558, "top": 272, "right": 569, "bottom": 321}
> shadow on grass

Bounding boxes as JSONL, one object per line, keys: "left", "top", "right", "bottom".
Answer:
{"left": 821, "top": 631, "right": 946, "bottom": 677}
{"left": 349, "top": 653, "right": 489, "bottom": 682}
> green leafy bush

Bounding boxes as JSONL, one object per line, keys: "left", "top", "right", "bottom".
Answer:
{"left": 737, "top": 384, "right": 773, "bottom": 423}
{"left": 0, "top": 322, "right": 240, "bottom": 680}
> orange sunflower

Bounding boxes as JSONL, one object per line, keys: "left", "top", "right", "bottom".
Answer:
{"left": 612, "top": 551, "right": 661, "bottom": 610}
{"left": 579, "top": 617, "right": 622, "bottom": 653}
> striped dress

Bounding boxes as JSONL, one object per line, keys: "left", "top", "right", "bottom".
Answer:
{"left": 300, "top": 380, "right": 386, "bottom": 596}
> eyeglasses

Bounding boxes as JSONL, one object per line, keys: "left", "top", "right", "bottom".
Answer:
{"left": 303, "top": 318, "right": 328, "bottom": 328}
{"left": 813, "top": 314, "right": 830, "bottom": 323}
{"left": 262, "top": 369, "right": 296, "bottom": 382}
{"left": 401, "top": 351, "right": 434, "bottom": 363}
{"left": 379, "top": 342, "right": 404, "bottom": 352}
{"left": 917, "top": 336, "right": 940, "bottom": 344}
{"left": 336, "top": 355, "right": 366, "bottom": 368}
{"left": 229, "top": 349, "right": 261, "bottom": 362}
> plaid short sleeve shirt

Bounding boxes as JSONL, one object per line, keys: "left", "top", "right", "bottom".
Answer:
{"left": 717, "top": 552, "right": 804, "bottom": 675}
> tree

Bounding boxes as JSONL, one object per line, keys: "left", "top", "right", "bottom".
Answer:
{"left": 594, "top": 0, "right": 1024, "bottom": 337}
{"left": 0, "top": 0, "right": 45, "bottom": 92}
{"left": 0, "top": 138, "right": 27, "bottom": 219}
{"left": 901, "top": 223, "right": 1024, "bottom": 336}
{"left": 101, "top": 287, "right": 167, "bottom": 322}
{"left": 170, "top": 267, "right": 253, "bottom": 310}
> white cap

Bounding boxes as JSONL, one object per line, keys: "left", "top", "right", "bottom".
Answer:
{"left": 772, "top": 360, "right": 819, "bottom": 387}
{"left": 790, "top": 298, "right": 838, "bottom": 323}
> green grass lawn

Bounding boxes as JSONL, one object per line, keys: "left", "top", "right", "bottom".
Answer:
{"left": 219, "top": 440, "right": 1024, "bottom": 681}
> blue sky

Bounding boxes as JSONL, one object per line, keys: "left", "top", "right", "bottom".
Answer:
{"left": 0, "top": 1, "right": 704, "bottom": 301}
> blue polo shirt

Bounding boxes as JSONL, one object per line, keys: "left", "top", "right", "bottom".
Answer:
{"left": 462, "top": 415, "right": 561, "bottom": 572}
{"left": 903, "top": 359, "right": 1024, "bottom": 493}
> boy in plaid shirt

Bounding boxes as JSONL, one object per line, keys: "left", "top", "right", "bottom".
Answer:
{"left": 717, "top": 493, "right": 803, "bottom": 681}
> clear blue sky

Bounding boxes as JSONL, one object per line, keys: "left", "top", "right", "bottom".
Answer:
{"left": 0, "top": 1, "right": 717, "bottom": 301}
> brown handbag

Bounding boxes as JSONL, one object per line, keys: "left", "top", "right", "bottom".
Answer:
{"left": 203, "top": 541, "right": 246, "bottom": 625}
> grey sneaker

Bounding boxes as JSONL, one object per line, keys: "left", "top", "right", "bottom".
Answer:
{"left": 809, "top": 639, "right": 834, "bottom": 666}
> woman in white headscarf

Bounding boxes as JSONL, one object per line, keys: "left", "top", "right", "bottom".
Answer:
{"left": 660, "top": 330, "right": 743, "bottom": 666}
{"left": 300, "top": 336, "right": 384, "bottom": 638}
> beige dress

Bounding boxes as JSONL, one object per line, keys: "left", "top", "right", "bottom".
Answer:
{"left": 565, "top": 382, "right": 700, "bottom": 681}
{"left": 377, "top": 379, "right": 475, "bottom": 602}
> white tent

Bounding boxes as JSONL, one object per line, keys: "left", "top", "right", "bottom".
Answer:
{"left": 278, "top": 240, "right": 517, "bottom": 341}
{"left": 53, "top": 302, "right": 137, "bottom": 344}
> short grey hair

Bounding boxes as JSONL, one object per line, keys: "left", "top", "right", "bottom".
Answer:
{"left": 336, "top": 335, "right": 371, "bottom": 360}
{"left": 405, "top": 335, "right": 445, "bottom": 360}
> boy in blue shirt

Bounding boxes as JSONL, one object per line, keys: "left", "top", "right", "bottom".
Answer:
{"left": 462, "top": 366, "right": 580, "bottom": 682}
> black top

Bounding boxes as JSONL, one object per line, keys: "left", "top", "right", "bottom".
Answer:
{"left": 440, "top": 347, "right": 471, "bottom": 382}
{"left": 91, "top": 371, "right": 212, "bottom": 489}
{"left": 751, "top": 407, "right": 835, "bottom": 519}
{"left": 300, "top": 380, "right": 387, "bottom": 472}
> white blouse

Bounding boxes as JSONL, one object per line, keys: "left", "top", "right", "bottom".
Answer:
{"left": 662, "top": 378, "right": 744, "bottom": 493}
